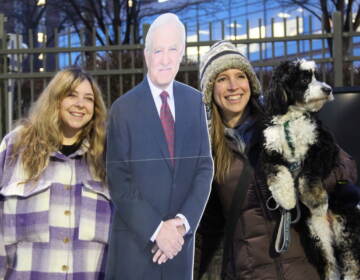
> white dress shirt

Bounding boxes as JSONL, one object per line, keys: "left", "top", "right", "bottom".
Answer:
{"left": 147, "top": 75, "right": 176, "bottom": 120}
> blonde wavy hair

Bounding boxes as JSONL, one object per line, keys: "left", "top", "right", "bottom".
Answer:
{"left": 12, "top": 67, "right": 107, "bottom": 182}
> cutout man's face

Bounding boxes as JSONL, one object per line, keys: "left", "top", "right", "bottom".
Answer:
{"left": 145, "top": 24, "right": 183, "bottom": 89}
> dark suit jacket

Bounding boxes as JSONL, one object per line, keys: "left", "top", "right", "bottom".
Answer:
{"left": 105, "top": 78, "right": 213, "bottom": 280}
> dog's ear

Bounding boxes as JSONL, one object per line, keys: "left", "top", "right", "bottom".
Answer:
{"left": 265, "top": 61, "right": 293, "bottom": 116}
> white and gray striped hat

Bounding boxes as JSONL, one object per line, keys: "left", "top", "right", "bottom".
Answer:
{"left": 199, "top": 40, "right": 261, "bottom": 106}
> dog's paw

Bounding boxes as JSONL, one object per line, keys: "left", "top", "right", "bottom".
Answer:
{"left": 267, "top": 165, "right": 296, "bottom": 210}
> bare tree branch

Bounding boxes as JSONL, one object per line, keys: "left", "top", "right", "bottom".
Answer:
{"left": 67, "top": 0, "right": 106, "bottom": 45}
{"left": 4, "top": 0, "right": 215, "bottom": 45}
{"left": 275, "top": 0, "right": 360, "bottom": 55}
{"left": 320, "top": 0, "right": 331, "bottom": 32}
{"left": 344, "top": 0, "right": 353, "bottom": 31}
{"left": 275, "top": 0, "right": 323, "bottom": 21}
{"left": 354, "top": 3, "right": 360, "bottom": 29}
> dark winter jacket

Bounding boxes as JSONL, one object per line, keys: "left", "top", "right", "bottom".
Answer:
{"left": 195, "top": 123, "right": 358, "bottom": 280}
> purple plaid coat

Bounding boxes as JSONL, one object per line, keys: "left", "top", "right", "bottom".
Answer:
{"left": 0, "top": 128, "right": 112, "bottom": 280}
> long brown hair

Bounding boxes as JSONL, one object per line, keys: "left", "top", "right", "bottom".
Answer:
{"left": 12, "top": 67, "right": 107, "bottom": 182}
{"left": 211, "top": 86, "right": 263, "bottom": 184}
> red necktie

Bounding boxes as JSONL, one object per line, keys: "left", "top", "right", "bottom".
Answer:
{"left": 160, "top": 91, "right": 175, "bottom": 165}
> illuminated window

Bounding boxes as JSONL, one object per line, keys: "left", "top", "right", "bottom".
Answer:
{"left": 278, "top": 12, "right": 291, "bottom": 18}
{"left": 37, "top": 32, "right": 46, "bottom": 43}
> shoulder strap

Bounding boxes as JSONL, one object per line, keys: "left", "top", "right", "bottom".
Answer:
{"left": 221, "top": 158, "right": 253, "bottom": 279}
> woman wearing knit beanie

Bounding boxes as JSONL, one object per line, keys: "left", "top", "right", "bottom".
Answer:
{"left": 194, "top": 41, "right": 326, "bottom": 280}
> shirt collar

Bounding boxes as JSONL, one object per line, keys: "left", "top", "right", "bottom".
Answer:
{"left": 147, "top": 75, "right": 174, "bottom": 100}
{"left": 51, "top": 139, "right": 89, "bottom": 160}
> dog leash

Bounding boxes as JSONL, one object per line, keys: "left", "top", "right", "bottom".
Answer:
{"left": 284, "top": 120, "right": 295, "bottom": 157}
{"left": 275, "top": 209, "right": 292, "bottom": 253}
{"left": 269, "top": 115, "right": 303, "bottom": 253}
{"left": 266, "top": 196, "right": 301, "bottom": 253}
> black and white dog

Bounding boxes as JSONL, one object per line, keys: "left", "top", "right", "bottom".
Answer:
{"left": 262, "top": 58, "right": 360, "bottom": 280}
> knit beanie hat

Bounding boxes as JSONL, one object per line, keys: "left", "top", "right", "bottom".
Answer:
{"left": 199, "top": 41, "right": 261, "bottom": 106}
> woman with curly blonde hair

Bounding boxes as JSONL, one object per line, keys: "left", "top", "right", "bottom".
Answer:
{"left": 0, "top": 67, "right": 111, "bottom": 280}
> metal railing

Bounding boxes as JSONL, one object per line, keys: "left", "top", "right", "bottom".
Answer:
{"left": 1, "top": 11, "right": 360, "bottom": 138}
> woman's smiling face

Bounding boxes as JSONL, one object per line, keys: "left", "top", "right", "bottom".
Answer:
{"left": 60, "top": 79, "right": 94, "bottom": 141}
{"left": 213, "top": 68, "right": 251, "bottom": 127}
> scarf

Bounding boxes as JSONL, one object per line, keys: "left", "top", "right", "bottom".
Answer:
{"left": 224, "top": 110, "right": 256, "bottom": 155}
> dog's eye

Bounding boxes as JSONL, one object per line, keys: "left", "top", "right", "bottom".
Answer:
{"left": 302, "top": 77, "right": 310, "bottom": 83}
{"left": 300, "top": 77, "right": 308, "bottom": 84}
{"left": 300, "top": 72, "right": 312, "bottom": 84}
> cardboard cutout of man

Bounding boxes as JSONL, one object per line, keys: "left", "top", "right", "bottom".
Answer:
{"left": 105, "top": 13, "right": 213, "bottom": 280}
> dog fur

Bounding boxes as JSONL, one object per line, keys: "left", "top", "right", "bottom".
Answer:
{"left": 262, "top": 58, "right": 360, "bottom": 280}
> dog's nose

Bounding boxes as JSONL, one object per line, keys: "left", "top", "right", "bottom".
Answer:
{"left": 322, "top": 86, "right": 332, "bottom": 95}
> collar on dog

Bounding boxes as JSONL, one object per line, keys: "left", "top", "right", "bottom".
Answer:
{"left": 289, "top": 162, "right": 302, "bottom": 179}
{"left": 284, "top": 120, "right": 295, "bottom": 157}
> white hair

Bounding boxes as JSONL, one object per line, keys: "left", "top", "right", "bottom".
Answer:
{"left": 145, "top": 13, "right": 186, "bottom": 53}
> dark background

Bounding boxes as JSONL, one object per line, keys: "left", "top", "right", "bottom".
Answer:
{"left": 318, "top": 92, "right": 360, "bottom": 185}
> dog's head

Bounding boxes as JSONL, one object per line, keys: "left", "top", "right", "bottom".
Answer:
{"left": 266, "top": 58, "right": 333, "bottom": 116}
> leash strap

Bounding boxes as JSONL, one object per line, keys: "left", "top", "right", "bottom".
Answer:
{"left": 275, "top": 208, "right": 292, "bottom": 253}
{"left": 273, "top": 201, "right": 301, "bottom": 253}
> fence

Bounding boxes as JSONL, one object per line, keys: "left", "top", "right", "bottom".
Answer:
{"left": 0, "top": 11, "right": 360, "bottom": 138}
